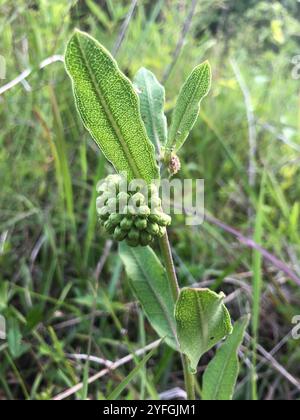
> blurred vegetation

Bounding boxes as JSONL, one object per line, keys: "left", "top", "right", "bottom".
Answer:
{"left": 0, "top": 0, "right": 299, "bottom": 400}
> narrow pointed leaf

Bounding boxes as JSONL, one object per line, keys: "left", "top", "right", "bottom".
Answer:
{"left": 119, "top": 243, "right": 177, "bottom": 349}
{"left": 202, "top": 315, "right": 250, "bottom": 401}
{"left": 65, "top": 30, "right": 159, "bottom": 183}
{"left": 167, "top": 61, "right": 211, "bottom": 153}
{"left": 175, "top": 288, "right": 232, "bottom": 373}
{"left": 134, "top": 67, "right": 167, "bottom": 154}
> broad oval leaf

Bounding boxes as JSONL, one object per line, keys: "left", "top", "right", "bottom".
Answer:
{"left": 119, "top": 243, "right": 177, "bottom": 350}
{"left": 167, "top": 61, "right": 211, "bottom": 153}
{"left": 133, "top": 67, "right": 167, "bottom": 154}
{"left": 175, "top": 288, "right": 232, "bottom": 373}
{"left": 65, "top": 30, "right": 159, "bottom": 184}
{"left": 202, "top": 315, "right": 250, "bottom": 401}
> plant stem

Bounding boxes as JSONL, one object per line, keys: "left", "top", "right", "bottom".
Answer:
{"left": 182, "top": 354, "right": 196, "bottom": 400}
{"left": 159, "top": 232, "right": 180, "bottom": 302}
{"left": 159, "top": 232, "right": 196, "bottom": 400}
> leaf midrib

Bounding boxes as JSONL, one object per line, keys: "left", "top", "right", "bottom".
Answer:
{"left": 209, "top": 346, "right": 236, "bottom": 400}
{"left": 169, "top": 67, "right": 208, "bottom": 147}
{"left": 75, "top": 34, "right": 142, "bottom": 179}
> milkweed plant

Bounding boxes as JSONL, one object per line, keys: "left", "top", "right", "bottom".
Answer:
{"left": 64, "top": 30, "right": 250, "bottom": 401}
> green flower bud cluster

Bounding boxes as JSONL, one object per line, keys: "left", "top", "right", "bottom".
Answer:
{"left": 96, "top": 175, "right": 171, "bottom": 247}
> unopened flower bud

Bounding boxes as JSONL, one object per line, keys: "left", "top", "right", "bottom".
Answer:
{"left": 97, "top": 175, "right": 172, "bottom": 247}
{"left": 140, "top": 232, "right": 153, "bottom": 246}
{"left": 147, "top": 222, "right": 160, "bottom": 236}
{"left": 135, "top": 217, "right": 148, "bottom": 231}
{"left": 113, "top": 226, "right": 127, "bottom": 242}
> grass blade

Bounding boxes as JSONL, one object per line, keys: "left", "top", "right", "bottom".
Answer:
{"left": 107, "top": 342, "right": 161, "bottom": 400}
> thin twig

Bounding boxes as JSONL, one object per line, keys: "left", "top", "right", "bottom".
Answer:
{"left": 205, "top": 211, "right": 300, "bottom": 287}
{"left": 162, "top": 0, "right": 198, "bottom": 84}
{"left": 112, "top": 0, "right": 138, "bottom": 57}
{"left": 0, "top": 55, "right": 64, "bottom": 96}
{"left": 52, "top": 339, "right": 161, "bottom": 400}
{"left": 236, "top": 331, "right": 297, "bottom": 394}
{"left": 66, "top": 353, "right": 113, "bottom": 368}
{"left": 245, "top": 332, "right": 300, "bottom": 392}
{"left": 259, "top": 122, "right": 300, "bottom": 153}
{"left": 159, "top": 387, "right": 187, "bottom": 400}
{"left": 172, "top": 202, "right": 300, "bottom": 287}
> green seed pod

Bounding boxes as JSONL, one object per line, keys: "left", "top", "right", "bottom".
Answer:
{"left": 128, "top": 227, "right": 140, "bottom": 242}
{"left": 120, "top": 216, "right": 133, "bottom": 231}
{"left": 113, "top": 226, "right": 128, "bottom": 242}
{"left": 140, "top": 232, "right": 153, "bottom": 246}
{"left": 135, "top": 217, "right": 148, "bottom": 231}
{"left": 147, "top": 222, "right": 160, "bottom": 236}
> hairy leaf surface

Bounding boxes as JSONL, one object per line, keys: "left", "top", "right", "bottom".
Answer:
{"left": 175, "top": 288, "right": 232, "bottom": 373}
{"left": 65, "top": 30, "right": 159, "bottom": 183}
{"left": 167, "top": 61, "right": 211, "bottom": 153}
{"left": 134, "top": 67, "right": 167, "bottom": 154}
{"left": 202, "top": 315, "right": 250, "bottom": 400}
{"left": 119, "top": 243, "right": 177, "bottom": 349}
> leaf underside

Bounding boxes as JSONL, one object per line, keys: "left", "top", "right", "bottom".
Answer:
{"left": 175, "top": 287, "right": 232, "bottom": 373}
{"left": 65, "top": 30, "right": 159, "bottom": 183}
{"left": 167, "top": 61, "right": 211, "bottom": 153}
{"left": 202, "top": 315, "right": 250, "bottom": 401}
{"left": 133, "top": 67, "right": 167, "bottom": 154}
{"left": 119, "top": 243, "right": 177, "bottom": 350}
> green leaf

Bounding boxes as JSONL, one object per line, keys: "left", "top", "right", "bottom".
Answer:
{"left": 119, "top": 243, "right": 177, "bottom": 349}
{"left": 175, "top": 288, "right": 232, "bottom": 373}
{"left": 65, "top": 30, "right": 159, "bottom": 184}
{"left": 167, "top": 61, "right": 211, "bottom": 153}
{"left": 202, "top": 315, "right": 250, "bottom": 401}
{"left": 107, "top": 342, "right": 161, "bottom": 400}
{"left": 133, "top": 67, "right": 167, "bottom": 154}
{"left": 8, "top": 319, "right": 29, "bottom": 359}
